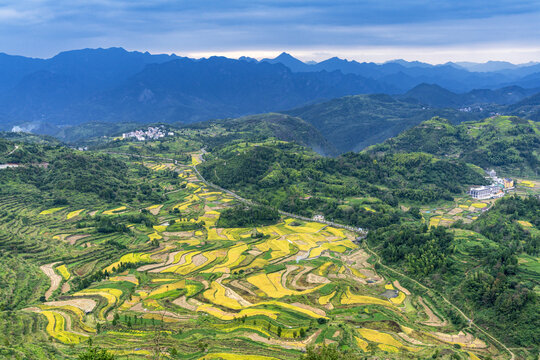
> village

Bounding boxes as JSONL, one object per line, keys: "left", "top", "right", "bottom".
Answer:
{"left": 121, "top": 126, "right": 174, "bottom": 141}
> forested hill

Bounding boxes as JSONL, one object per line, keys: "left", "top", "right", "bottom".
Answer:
{"left": 282, "top": 94, "right": 485, "bottom": 153}
{"left": 185, "top": 113, "right": 337, "bottom": 155}
{"left": 199, "top": 140, "right": 487, "bottom": 229}
{"left": 368, "top": 116, "right": 540, "bottom": 176}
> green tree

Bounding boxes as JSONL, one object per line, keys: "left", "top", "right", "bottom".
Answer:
{"left": 78, "top": 346, "right": 115, "bottom": 360}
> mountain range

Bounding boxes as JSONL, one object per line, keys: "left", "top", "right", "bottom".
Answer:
{"left": 2, "top": 47, "right": 540, "bottom": 139}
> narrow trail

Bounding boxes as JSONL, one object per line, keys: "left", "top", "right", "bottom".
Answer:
{"left": 103, "top": 148, "right": 515, "bottom": 360}
{"left": 5, "top": 145, "right": 19, "bottom": 156}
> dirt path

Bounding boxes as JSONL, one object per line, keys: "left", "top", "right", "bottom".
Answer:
{"left": 393, "top": 280, "right": 411, "bottom": 296}
{"left": 41, "top": 262, "right": 62, "bottom": 300}
{"left": 5, "top": 145, "right": 19, "bottom": 156}
{"left": 214, "top": 274, "right": 253, "bottom": 307}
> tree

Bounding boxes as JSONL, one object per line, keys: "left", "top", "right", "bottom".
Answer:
{"left": 78, "top": 346, "right": 115, "bottom": 360}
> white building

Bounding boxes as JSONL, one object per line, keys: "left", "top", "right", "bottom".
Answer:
{"left": 468, "top": 185, "right": 503, "bottom": 200}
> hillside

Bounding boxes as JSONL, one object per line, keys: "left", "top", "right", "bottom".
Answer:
{"left": 509, "top": 92, "right": 540, "bottom": 121}
{"left": 369, "top": 116, "right": 540, "bottom": 176}
{"left": 0, "top": 138, "right": 505, "bottom": 360}
{"left": 397, "top": 83, "right": 536, "bottom": 108}
{"left": 199, "top": 140, "right": 488, "bottom": 228}
{"left": 186, "top": 113, "right": 337, "bottom": 156}
{"left": 283, "top": 94, "right": 485, "bottom": 152}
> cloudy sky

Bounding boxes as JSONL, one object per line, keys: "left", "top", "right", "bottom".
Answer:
{"left": 2, "top": 0, "right": 540, "bottom": 63}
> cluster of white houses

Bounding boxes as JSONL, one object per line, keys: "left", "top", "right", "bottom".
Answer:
{"left": 468, "top": 169, "right": 514, "bottom": 200}
{"left": 122, "top": 126, "right": 174, "bottom": 141}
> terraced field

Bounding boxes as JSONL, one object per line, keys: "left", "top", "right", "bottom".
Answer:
{"left": 1, "top": 155, "right": 507, "bottom": 359}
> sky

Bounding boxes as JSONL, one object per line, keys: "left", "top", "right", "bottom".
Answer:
{"left": 1, "top": 0, "right": 540, "bottom": 64}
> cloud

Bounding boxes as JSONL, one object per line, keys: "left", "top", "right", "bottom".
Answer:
{"left": 0, "top": 0, "right": 539, "bottom": 63}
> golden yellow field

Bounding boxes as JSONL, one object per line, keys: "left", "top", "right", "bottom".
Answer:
{"left": 66, "top": 209, "right": 84, "bottom": 219}
{"left": 102, "top": 206, "right": 127, "bottom": 215}
{"left": 471, "top": 203, "right": 487, "bottom": 209}
{"left": 390, "top": 292, "right": 406, "bottom": 305}
{"left": 341, "top": 287, "right": 392, "bottom": 307}
{"left": 517, "top": 220, "right": 533, "bottom": 227}
{"left": 203, "top": 282, "right": 242, "bottom": 310}
{"left": 318, "top": 291, "right": 336, "bottom": 305}
{"left": 56, "top": 264, "right": 70, "bottom": 280}
{"left": 41, "top": 310, "right": 87, "bottom": 344}
{"left": 357, "top": 328, "right": 416, "bottom": 352}
{"left": 40, "top": 207, "right": 67, "bottom": 215}
{"left": 105, "top": 252, "right": 154, "bottom": 272}
{"left": 149, "top": 280, "right": 185, "bottom": 297}
{"left": 355, "top": 336, "right": 369, "bottom": 351}
{"left": 247, "top": 272, "right": 323, "bottom": 298}
{"left": 73, "top": 288, "right": 123, "bottom": 320}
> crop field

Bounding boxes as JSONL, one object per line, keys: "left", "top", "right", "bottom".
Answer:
{"left": 1, "top": 153, "right": 504, "bottom": 360}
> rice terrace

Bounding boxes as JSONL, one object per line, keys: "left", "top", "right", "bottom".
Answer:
{"left": 1, "top": 6, "right": 540, "bottom": 357}
{"left": 1, "top": 127, "right": 536, "bottom": 360}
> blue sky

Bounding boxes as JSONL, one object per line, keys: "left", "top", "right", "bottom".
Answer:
{"left": 1, "top": 0, "right": 540, "bottom": 63}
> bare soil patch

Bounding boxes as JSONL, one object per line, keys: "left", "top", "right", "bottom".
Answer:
{"left": 291, "top": 302, "right": 326, "bottom": 317}
{"left": 149, "top": 205, "right": 163, "bottom": 215}
{"left": 40, "top": 262, "right": 62, "bottom": 300}
{"left": 45, "top": 299, "right": 97, "bottom": 313}
{"left": 306, "top": 273, "right": 330, "bottom": 285}
{"left": 163, "top": 231, "right": 193, "bottom": 238}
{"left": 418, "top": 297, "right": 447, "bottom": 327}
{"left": 431, "top": 331, "right": 486, "bottom": 348}
{"left": 61, "top": 282, "right": 71, "bottom": 293}
{"left": 229, "top": 280, "right": 257, "bottom": 297}
{"left": 393, "top": 280, "right": 411, "bottom": 296}
{"left": 191, "top": 253, "right": 208, "bottom": 267}
{"left": 291, "top": 266, "right": 314, "bottom": 290}
{"left": 65, "top": 234, "right": 90, "bottom": 245}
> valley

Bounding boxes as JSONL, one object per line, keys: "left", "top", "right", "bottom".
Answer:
{"left": 0, "top": 117, "right": 538, "bottom": 359}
